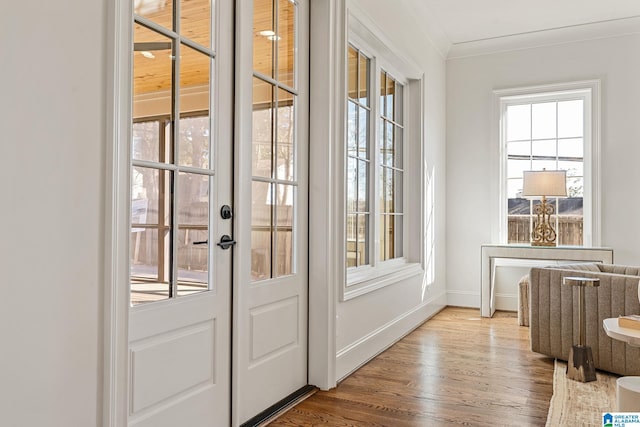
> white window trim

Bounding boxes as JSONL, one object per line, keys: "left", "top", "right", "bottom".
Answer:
{"left": 491, "top": 80, "right": 601, "bottom": 247}
{"left": 341, "top": 4, "right": 424, "bottom": 301}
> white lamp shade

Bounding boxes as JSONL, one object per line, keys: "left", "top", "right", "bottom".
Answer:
{"left": 522, "top": 170, "right": 567, "bottom": 197}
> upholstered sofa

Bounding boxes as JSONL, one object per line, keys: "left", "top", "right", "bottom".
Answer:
{"left": 529, "top": 263, "right": 640, "bottom": 376}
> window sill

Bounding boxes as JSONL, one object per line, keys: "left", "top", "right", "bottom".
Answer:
{"left": 342, "top": 262, "right": 423, "bottom": 301}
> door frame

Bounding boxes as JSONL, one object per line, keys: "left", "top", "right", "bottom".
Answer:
{"left": 103, "top": 1, "right": 341, "bottom": 425}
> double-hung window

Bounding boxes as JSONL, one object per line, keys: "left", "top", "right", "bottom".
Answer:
{"left": 344, "top": 15, "right": 423, "bottom": 298}
{"left": 496, "top": 81, "right": 600, "bottom": 247}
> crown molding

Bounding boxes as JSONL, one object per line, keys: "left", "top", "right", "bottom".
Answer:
{"left": 448, "top": 15, "right": 640, "bottom": 59}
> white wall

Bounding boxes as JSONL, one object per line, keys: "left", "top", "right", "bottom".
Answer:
{"left": 446, "top": 34, "right": 640, "bottom": 308}
{"left": 0, "top": 1, "right": 105, "bottom": 426}
{"left": 336, "top": 0, "right": 448, "bottom": 380}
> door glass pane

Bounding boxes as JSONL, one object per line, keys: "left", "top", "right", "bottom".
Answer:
{"left": 177, "top": 172, "right": 209, "bottom": 296}
{"left": 133, "top": 121, "right": 160, "bottom": 163}
{"left": 252, "top": 78, "right": 273, "bottom": 178}
{"left": 179, "top": 44, "right": 211, "bottom": 167}
{"left": 385, "top": 74, "right": 395, "bottom": 121}
{"left": 179, "top": 116, "right": 210, "bottom": 168}
{"left": 251, "top": 181, "right": 272, "bottom": 280}
{"left": 394, "top": 126, "right": 403, "bottom": 169}
{"left": 277, "top": 0, "right": 296, "bottom": 88}
{"left": 131, "top": 167, "right": 171, "bottom": 305}
{"left": 134, "top": 0, "right": 173, "bottom": 30}
{"left": 253, "top": 0, "right": 274, "bottom": 78}
{"left": 275, "top": 184, "right": 295, "bottom": 276}
{"left": 133, "top": 24, "right": 173, "bottom": 123}
{"left": 394, "top": 214, "right": 403, "bottom": 258}
{"left": 181, "top": 0, "right": 211, "bottom": 48}
{"left": 276, "top": 88, "right": 295, "bottom": 181}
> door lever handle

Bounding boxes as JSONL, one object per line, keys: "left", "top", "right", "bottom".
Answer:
{"left": 216, "top": 235, "right": 236, "bottom": 250}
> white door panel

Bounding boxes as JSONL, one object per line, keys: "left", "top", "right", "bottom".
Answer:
{"left": 234, "top": 0, "right": 309, "bottom": 423}
{"left": 128, "top": 0, "right": 233, "bottom": 425}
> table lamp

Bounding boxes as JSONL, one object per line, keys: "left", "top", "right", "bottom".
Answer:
{"left": 522, "top": 169, "right": 567, "bottom": 246}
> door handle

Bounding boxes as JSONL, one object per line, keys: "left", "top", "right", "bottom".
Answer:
{"left": 216, "top": 235, "right": 236, "bottom": 250}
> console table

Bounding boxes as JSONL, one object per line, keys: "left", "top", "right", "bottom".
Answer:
{"left": 480, "top": 244, "right": 614, "bottom": 317}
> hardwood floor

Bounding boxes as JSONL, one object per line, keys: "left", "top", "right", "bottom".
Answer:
{"left": 270, "top": 307, "right": 554, "bottom": 426}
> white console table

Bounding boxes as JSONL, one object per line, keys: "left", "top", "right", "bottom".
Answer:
{"left": 481, "top": 244, "right": 614, "bottom": 317}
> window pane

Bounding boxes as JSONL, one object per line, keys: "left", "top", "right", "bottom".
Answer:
{"left": 379, "top": 72, "right": 386, "bottom": 117}
{"left": 507, "top": 178, "right": 524, "bottom": 199}
{"left": 395, "top": 126, "right": 403, "bottom": 169}
{"left": 181, "top": 0, "right": 211, "bottom": 48}
{"left": 567, "top": 177, "right": 584, "bottom": 197}
{"left": 507, "top": 140, "right": 530, "bottom": 157}
{"left": 507, "top": 213, "right": 531, "bottom": 244}
{"left": 357, "top": 159, "right": 368, "bottom": 212}
{"left": 131, "top": 167, "right": 171, "bottom": 305}
{"left": 395, "top": 84, "right": 404, "bottom": 125}
{"left": 252, "top": 78, "right": 273, "bottom": 178}
{"left": 251, "top": 181, "right": 272, "bottom": 280}
{"left": 394, "top": 170, "right": 403, "bottom": 215}
{"left": 394, "top": 214, "right": 403, "bottom": 258}
{"left": 557, "top": 212, "right": 583, "bottom": 246}
{"left": 558, "top": 100, "right": 583, "bottom": 138}
{"left": 179, "top": 116, "right": 210, "bottom": 169}
{"left": 531, "top": 139, "right": 557, "bottom": 158}
{"left": 385, "top": 214, "right": 395, "bottom": 260}
{"left": 532, "top": 102, "right": 556, "bottom": 140}
{"left": 276, "top": 184, "right": 294, "bottom": 276}
{"left": 382, "top": 121, "right": 393, "bottom": 166}
{"left": 506, "top": 104, "right": 531, "bottom": 141}
{"left": 253, "top": 0, "right": 274, "bottom": 78}
{"left": 133, "top": 24, "right": 173, "bottom": 122}
{"left": 276, "top": 88, "right": 295, "bottom": 181}
{"left": 508, "top": 196, "right": 530, "bottom": 215}
{"left": 379, "top": 214, "right": 386, "bottom": 261}
{"left": 347, "top": 46, "right": 358, "bottom": 100}
{"left": 358, "top": 106, "right": 368, "bottom": 155}
{"left": 359, "top": 53, "right": 369, "bottom": 105}
{"left": 347, "top": 101, "right": 357, "bottom": 156}
{"left": 558, "top": 160, "right": 583, "bottom": 177}
{"left": 507, "top": 159, "right": 530, "bottom": 179}
{"left": 558, "top": 138, "right": 583, "bottom": 159}
{"left": 133, "top": 121, "right": 160, "bottom": 163}
{"left": 385, "top": 167, "right": 394, "bottom": 213}
{"left": 357, "top": 213, "right": 369, "bottom": 265}
{"left": 558, "top": 197, "right": 583, "bottom": 215}
{"left": 379, "top": 167, "right": 387, "bottom": 213}
{"left": 134, "top": 0, "right": 172, "bottom": 30}
{"left": 277, "top": 0, "right": 296, "bottom": 88}
{"left": 177, "top": 172, "right": 209, "bottom": 296}
{"left": 385, "top": 74, "right": 395, "bottom": 120}
{"left": 346, "top": 157, "right": 357, "bottom": 213}
{"left": 531, "top": 159, "right": 557, "bottom": 171}
{"left": 346, "top": 214, "right": 357, "bottom": 268}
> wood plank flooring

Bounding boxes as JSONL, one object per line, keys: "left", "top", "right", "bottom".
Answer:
{"left": 270, "top": 307, "right": 554, "bottom": 426}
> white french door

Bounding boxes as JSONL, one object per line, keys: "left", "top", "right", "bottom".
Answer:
{"left": 125, "top": 0, "right": 308, "bottom": 426}
{"left": 234, "top": 0, "right": 309, "bottom": 423}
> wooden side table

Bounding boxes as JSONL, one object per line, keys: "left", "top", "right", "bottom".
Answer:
{"left": 563, "top": 276, "right": 600, "bottom": 382}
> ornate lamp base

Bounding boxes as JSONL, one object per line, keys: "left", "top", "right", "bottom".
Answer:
{"left": 531, "top": 195, "right": 557, "bottom": 246}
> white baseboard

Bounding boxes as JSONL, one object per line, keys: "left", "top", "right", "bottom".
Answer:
{"left": 494, "top": 293, "right": 518, "bottom": 312}
{"left": 446, "top": 290, "right": 479, "bottom": 308}
{"left": 335, "top": 290, "right": 447, "bottom": 381}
